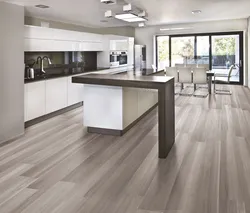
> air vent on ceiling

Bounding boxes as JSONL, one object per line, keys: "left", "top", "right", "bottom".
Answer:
{"left": 101, "top": 0, "right": 116, "bottom": 5}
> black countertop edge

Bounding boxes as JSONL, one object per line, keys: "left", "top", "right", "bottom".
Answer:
{"left": 24, "top": 67, "right": 128, "bottom": 84}
{"left": 25, "top": 70, "right": 94, "bottom": 84}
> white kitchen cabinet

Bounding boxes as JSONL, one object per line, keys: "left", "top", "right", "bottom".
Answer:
{"left": 25, "top": 38, "right": 81, "bottom": 52}
{"left": 67, "top": 76, "right": 84, "bottom": 106}
{"left": 128, "top": 37, "right": 134, "bottom": 66}
{"left": 24, "top": 25, "right": 104, "bottom": 52}
{"left": 24, "top": 81, "right": 46, "bottom": 121}
{"left": 110, "top": 39, "right": 128, "bottom": 51}
{"left": 45, "top": 77, "right": 68, "bottom": 114}
{"left": 80, "top": 41, "right": 103, "bottom": 51}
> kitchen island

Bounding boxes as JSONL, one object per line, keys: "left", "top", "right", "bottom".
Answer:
{"left": 72, "top": 69, "right": 175, "bottom": 159}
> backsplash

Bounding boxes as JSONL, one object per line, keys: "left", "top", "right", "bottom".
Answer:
{"left": 24, "top": 51, "right": 97, "bottom": 71}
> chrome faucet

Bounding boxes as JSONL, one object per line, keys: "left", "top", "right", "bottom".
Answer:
{"left": 37, "top": 56, "right": 52, "bottom": 74}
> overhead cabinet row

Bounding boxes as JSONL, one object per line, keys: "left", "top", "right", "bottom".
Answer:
{"left": 24, "top": 26, "right": 134, "bottom": 52}
{"left": 24, "top": 25, "right": 104, "bottom": 52}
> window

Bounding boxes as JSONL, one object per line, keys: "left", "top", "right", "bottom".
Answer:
{"left": 156, "top": 36, "right": 169, "bottom": 70}
{"left": 156, "top": 32, "right": 243, "bottom": 84}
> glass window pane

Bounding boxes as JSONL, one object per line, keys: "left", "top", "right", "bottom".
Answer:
{"left": 196, "top": 36, "right": 209, "bottom": 66}
{"left": 171, "top": 36, "right": 195, "bottom": 66}
{"left": 212, "top": 35, "right": 240, "bottom": 82}
{"left": 157, "top": 36, "right": 169, "bottom": 69}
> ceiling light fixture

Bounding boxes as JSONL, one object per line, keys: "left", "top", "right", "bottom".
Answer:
{"left": 101, "top": 0, "right": 116, "bottom": 5}
{"left": 138, "top": 23, "right": 145, "bottom": 27}
{"left": 105, "top": 10, "right": 113, "bottom": 18}
{"left": 115, "top": 13, "right": 147, "bottom": 22}
{"left": 192, "top": 10, "right": 201, "bottom": 14}
{"left": 35, "top": 4, "right": 50, "bottom": 9}
{"left": 123, "top": 4, "right": 132, "bottom": 12}
{"left": 160, "top": 27, "right": 192, "bottom": 31}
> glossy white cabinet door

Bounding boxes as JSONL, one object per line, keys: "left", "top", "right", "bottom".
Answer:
{"left": 67, "top": 76, "right": 84, "bottom": 106}
{"left": 80, "top": 42, "right": 103, "bottom": 51}
{"left": 24, "top": 81, "right": 46, "bottom": 121}
{"left": 45, "top": 77, "right": 68, "bottom": 114}
{"left": 25, "top": 38, "right": 81, "bottom": 52}
{"left": 128, "top": 37, "right": 134, "bottom": 66}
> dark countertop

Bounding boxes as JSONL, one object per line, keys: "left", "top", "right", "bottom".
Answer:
{"left": 72, "top": 69, "right": 173, "bottom": 90}
{"left": 24, "top": 67, "right": 164, "bottom": 84}
{"left": 24, "top": 67, "right": 111, "bottom": 84}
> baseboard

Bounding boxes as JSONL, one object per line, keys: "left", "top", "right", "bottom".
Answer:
{"left": 0, "top": 132, "right": 24, "bottom": 148}
{"left": 87, "top": 127, "right": 122, "bottom": 136}
{"left": 87, "top": 103, "right": 158, "bottom": 136}
{"left": 25, "top": 102, "right": 83, "bottom": 128}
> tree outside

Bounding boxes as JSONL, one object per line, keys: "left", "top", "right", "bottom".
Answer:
{"left": 157, "top": 36, "right": 169, "bottom": 69}
{"left": 213, "top": 37, "right": 236, "bottom": 56}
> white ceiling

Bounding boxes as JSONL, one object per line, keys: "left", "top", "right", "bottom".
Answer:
{"left": 2, "top": 0, "right": 250, "bottom": 28}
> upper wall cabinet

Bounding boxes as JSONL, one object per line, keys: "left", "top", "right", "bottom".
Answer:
{"left": 110, "top": 40, "right": 128, "bottom": 51}
{"left": 24, "top": 25, "right": 104, "bottom": 52}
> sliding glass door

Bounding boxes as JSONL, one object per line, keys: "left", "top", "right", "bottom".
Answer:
{"left": 156, "top": 32, "right": 244, "bottom": 85}
{"left": 196, "top": 36, "right": 209, "bottom": 66}
{"left": 156, "top": 36, "right": 169, "bottom": 70}
{"left": 211, "top": 34, "right": 241, "bottom": 83}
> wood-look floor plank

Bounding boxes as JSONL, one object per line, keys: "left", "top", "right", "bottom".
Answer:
{"left": 0, "top": 85, "right": 249, "bottom": 213}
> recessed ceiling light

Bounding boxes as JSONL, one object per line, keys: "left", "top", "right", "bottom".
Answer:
{"left": 192, "top": 10, "right": 201, "bottom": 14}
{"left": 115, "top": 13, "right": 147, "bottom": 22}
{"left": 115, "top": 13, "right": 137, "bottom": 19}
{"left": 35, "top": 4, "right": 50, "bottom": 9}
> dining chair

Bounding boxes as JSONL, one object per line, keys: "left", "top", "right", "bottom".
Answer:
{"left": 193, "top": 67, "right": 208, "bottom": 97}
{"left": 190, "top": 64, "right": 198, "bottom": 69}
{"left": 165, "top": 67, "right": 180, "bottom": 95}
{"left": 198, "top": 64, "right": 209, "bottom": 71}
{"left": 213, "top": 65, "right": 234, "bottom": 95}
{"left": 152, "top": 64, "right": 157, "bottom": 71}
{"left": 178, "top": 67, "right": 193, "bottom": 96}
{"left": 175, "top": 63, "right": 185, "bottom": 68}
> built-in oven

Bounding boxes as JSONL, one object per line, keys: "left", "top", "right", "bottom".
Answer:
{"left": 110, "top": 51, "right": 120, "bottom": 67}
{"left": 119, "top": 51, "right": 128, "bottom": 66}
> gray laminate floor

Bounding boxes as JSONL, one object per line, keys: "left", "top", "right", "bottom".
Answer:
{"left": 1, "top": 85, "right": 250, "bottom": 213}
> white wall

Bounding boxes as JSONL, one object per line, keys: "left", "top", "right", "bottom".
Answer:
{"left": 135, "top": 19, "right": 249, "bottom": 86}
{"left": 248, "top": 17, "right": 250, "bottom": 88}
{"left": 25, "top": 16, "right": 135, "bottom": 37}
{"left": 0, "top": 2, "right": 24, "bottom": 143}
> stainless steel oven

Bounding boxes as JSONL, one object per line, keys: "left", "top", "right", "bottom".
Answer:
{"left": 119, "top": 51, "right": 128, "bottom": 66}
{"left": 110, "top": 51, "right": 120, "bottom": 67}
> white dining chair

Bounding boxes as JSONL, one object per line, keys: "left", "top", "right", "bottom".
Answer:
{"left": 198, "top": 64, "right": 209, "bottom": 71}
{"left": 175, "top": 63, "right": 185, "bottom": 68}
{"left": 193, "top": 67, "right": 208, "bottom": 97}
{"left": 190, "top": 64, "right": 198, "bottom": 69}
{"left": 178, "top": 67, "right": 193, "bottom": 96}
{"left": 213, "top": 65, "right": 234, "bottom": 95}
{"left": 165, "top": 67, "right": 180, "bottom": 95}
{"left": 152, "top": 64, "right": 157, "bottom": 71}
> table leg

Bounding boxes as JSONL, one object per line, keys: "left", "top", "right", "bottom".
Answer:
{"left": 158, "top": 79, "right": 175, "bottom": 159}
{"left": 208, "top": 76, "right": 212, "bottom": 94}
